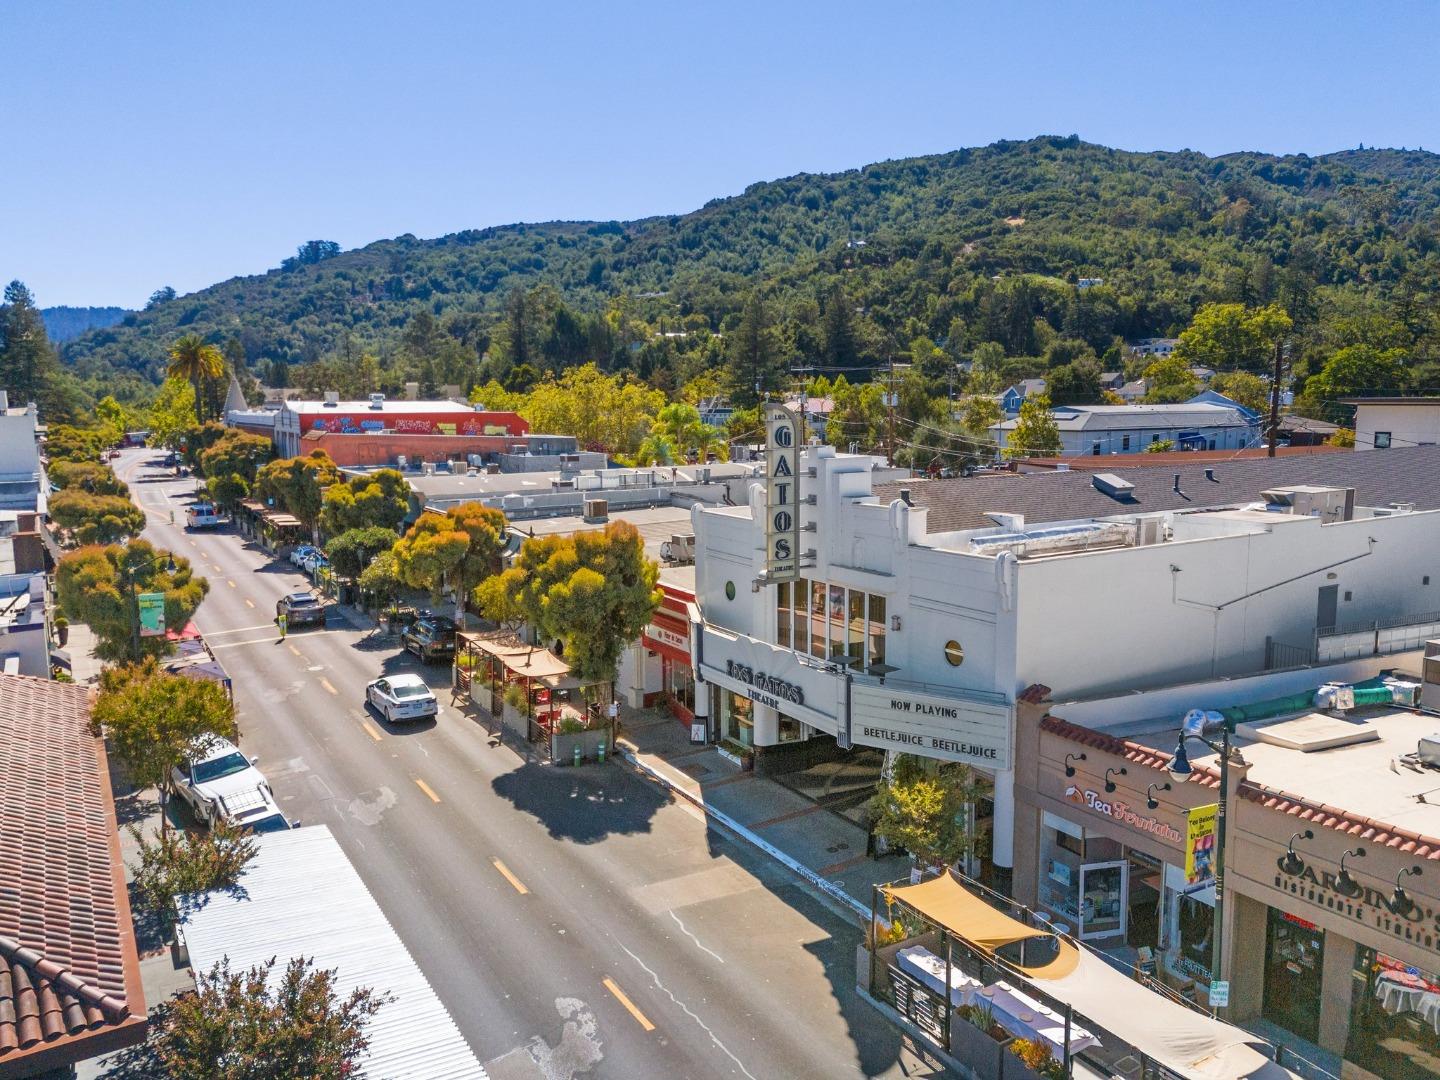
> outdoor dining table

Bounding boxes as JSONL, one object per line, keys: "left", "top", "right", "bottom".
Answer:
{"left": 895, "top": 946, "right": 983, "bottom": 1006}
{"left": 975, "top": 980, "right": 1101, "bottom": 1059}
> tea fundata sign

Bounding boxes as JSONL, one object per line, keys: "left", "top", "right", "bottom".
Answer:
{"left": 764, "top": 403, "right": 801, "bottom": 583}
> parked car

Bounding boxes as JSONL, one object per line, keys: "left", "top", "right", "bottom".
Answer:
{"left": 216, "top": 784, "right": 294, "bottom": 834}
{"left": 301, "top": 550, "right": 329, "bottom": 575}
{"left": 171, "top": 737, "right": 267, "bottom": 826}
{"left": 366, "top": 673, "right": 439, "bottom": 723}
{"left": 289, "top": 544, "right": 318, "bottom": 568}
{"left": 401, "top": 614, "right": 458, "bottom": 662}
{"left": 276, "top": 590, "right": 327, "bottom": 628}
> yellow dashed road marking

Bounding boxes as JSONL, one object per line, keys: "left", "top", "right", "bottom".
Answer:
{"left": 360, "top": 719, "right": 383, "bottom": 742}
{"left": 414, "top": 778, "right": 441, "bottom": 803}
{"left": 603, "top": 977, "right": 655, "bottom": 1032}
{"left": 319, "top": 676, "right": 338, "bottom": 695}
{"left": 491, "top": 857, "right": 529, "bottom": 895}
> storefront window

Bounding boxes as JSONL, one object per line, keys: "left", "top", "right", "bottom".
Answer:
{"left": 713, "top": 686, "right": 754, "bottom": 747}
{"left": 810, "top": 580, "right": 827, "bottom": 660}
{"left": 848, "top": 589, "right": 865, "bottom": 670}
{"left": 777, "top": 713, "right": 805, "bottom": 743}
{"left": 868, "top": 595, "right": 886, "bottom": 668}
{"left": 1174, "top": 892, "right": 1214, "bottom": 983}
{"left": 792, "top": 576, "right": 807, "bottom": 653}
{"left": 666, "top": 660, "right": 694, "bottom": 712}
{"left": 776, "top": 582, "right": 790, "bottom": 649}
{"left": 828, "top": 584, "right": 847, "bottom": 663}
{"left": 1263, "top": 909, "right": 1324, "bottom": 1045}
{"left": 1348, "top": 948, "right": 1440, "bottom": 1080}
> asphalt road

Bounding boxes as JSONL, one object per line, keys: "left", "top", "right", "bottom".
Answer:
{"left": 117, "top": 450, "right": 944, "bottom": 1080}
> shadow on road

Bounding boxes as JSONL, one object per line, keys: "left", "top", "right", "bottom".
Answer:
{"left": 491, "top": 761, "right": 666, "bottom": 844}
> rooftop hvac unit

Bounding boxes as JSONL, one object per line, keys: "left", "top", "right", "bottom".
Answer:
{"left": 661, "top": 534, "right": 696, "bottom": 565}
{"left": 1135, "top": 517, "right": 1164, "bottom": 546}
{"left": 1092, "top": 473, "right": 1136, "bottom": 501}
{"left": 396, "top": 455, "right": 408, "bottom": 470}
{"left": 1260, "top": 485, "right": 1355, "bottom": 523}
{"left": 368, "top": 393, "right": 385, "bottom": 409}
{"left": 583, "top": 498, "right": 608, "bottom": 523}
{"left": 323, "top": 391, "right": 340, "bottom": 405}
{"left": 551, "top": 478, "right": 575, "bottom": 490}
{"left": 485, "top": 463, "right": 500, "bottom": 475}
{"left": 467, "top": 454, "right": 483, "bottom": 467}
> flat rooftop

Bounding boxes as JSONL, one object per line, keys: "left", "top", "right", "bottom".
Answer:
{"left": 1120, "top": 703, "right": 1440, "bottom": 842}
{"left": 511, "top": 504, "right": 694, "bottom": 560}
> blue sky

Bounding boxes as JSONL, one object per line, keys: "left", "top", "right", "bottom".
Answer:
{"left": 5, "top": 1, "right": 1437, "bottom": 308}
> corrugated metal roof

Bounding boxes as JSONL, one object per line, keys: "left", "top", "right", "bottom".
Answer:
{"left": 178, "top": 827, "right": 486, "bottom": 1080}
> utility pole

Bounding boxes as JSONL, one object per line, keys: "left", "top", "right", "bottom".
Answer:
{"left": 885, "top": 354, "right": 896, "bottom": 467}
{"left": 1267, "top": 337, "right": 1286, "bottom": 458}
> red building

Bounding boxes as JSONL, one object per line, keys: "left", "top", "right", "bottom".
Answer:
{"left": 635, "top": 577, "right": 698, "bottom": 723}
{"left": 275, "top": 396, "right": 528, "bottom": 457}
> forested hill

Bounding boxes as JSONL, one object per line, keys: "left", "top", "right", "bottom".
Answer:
{"left": 58, "top": 136, "right": 1440, "bottom": 395}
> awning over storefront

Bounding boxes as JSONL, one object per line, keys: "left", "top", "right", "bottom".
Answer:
{"left": 883, "top": 874, "right": 1078, "bottom": 978}
{"left": 464, "top": 634, "right": 584, "bottom": 690}
{"left": 883, "top": 873, "right": 1299, "bottom": 1079}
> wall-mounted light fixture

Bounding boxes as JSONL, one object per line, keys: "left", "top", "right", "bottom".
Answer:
{"left": 1146, "top": 782, "right": 1171, "bottom": 810}
{"left": 1390, "top": 866, "right": 1423, "bottom": 918}
{"left": 1064, "top": 753, "right": 1086, "bottom": 778}
{"left": 1277, "top": 830, "right": 1313, "bottom": 876}
{"left": 1336, "top": 847, "right": 1367, "bottom": 898}
{"left": 1104, "top": 767, "right": 1127, "bottom": 793}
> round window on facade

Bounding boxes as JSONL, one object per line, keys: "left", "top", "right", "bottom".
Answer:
{"left": 944, "top": 640, "right": 964, "bottom": 666}
{"left": 725, "top": 581, "right": 736, "bottom": 601}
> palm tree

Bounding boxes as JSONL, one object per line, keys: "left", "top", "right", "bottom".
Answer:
{"left": 167, "top": 334, "right": 225, "bottom": 424}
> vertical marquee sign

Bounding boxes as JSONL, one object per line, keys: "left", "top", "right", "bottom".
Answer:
{"left": 764, "top": 402, "right": 801, "bottom": 583}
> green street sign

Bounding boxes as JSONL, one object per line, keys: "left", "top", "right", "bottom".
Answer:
{"left": 137, "top": 592, "right": 166, "bottom": 638}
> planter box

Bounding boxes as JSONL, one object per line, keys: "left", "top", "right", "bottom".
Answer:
{"left": 949, "top": 1015, "right": 1013, "bottom": 1080}
{"left": 552, "top": 726, "right": 609, "bottom": 765}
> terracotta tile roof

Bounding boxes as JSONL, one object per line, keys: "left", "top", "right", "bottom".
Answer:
{"left": 1040, "top": 715, "right": 1221, "bottom": 789}
{"left": 1234, "top": 785, "right": 1440, "bottom": 860}
{"left": 0, "top": 675, "right": 146, "bottom": 1073}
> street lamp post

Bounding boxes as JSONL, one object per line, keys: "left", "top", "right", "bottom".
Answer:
{"left": 1166, "top": 711, "right": 1239, "bottom": 1016}
{"left": 125, "top": 552, "right": 177, "bottom": 662}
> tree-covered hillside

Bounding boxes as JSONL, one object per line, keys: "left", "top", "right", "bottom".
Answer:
{"left": 52, "top": 136, "right": 1440, "bottom": 415}
{"left": 42, "top": 306, "right": 130, "bottom": 343}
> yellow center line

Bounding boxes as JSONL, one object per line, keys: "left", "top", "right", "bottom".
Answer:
{"left": 491, "top": 857, "right": 529, "bottom": 895}
{"left": 319, "top": 676, "right": 338, "bottom": 695}
{"left": 227, "top": 579, "right": 236, "bottom": 588}
{"left": 602, "top": 977, "right": 655, "bottom": 1032}
{"left": 414, "top": 777, "right": 441, "bottom": 803}
{"left": 360, "top": 719, "right": 383, "bottom": 742}
{"left": 244, "top": 598, "right": 255, "bottom": 608}
{"left": 287, "top": 643, "right": 302, "bottom": 657}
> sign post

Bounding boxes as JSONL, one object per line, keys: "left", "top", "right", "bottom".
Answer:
{"left": 763, "top": 403, "right": 801, "bottom": 583}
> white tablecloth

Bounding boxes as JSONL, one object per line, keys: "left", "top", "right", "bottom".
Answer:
{"left": 976, "top": 981, "right": 1101, "bottom": 1058}
{"left": 895, "top": 946, "right": 982, "bottom": 1006}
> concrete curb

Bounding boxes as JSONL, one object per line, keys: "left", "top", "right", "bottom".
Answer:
{"left": 617, "top": 745, "right": 871, "bottom": 923}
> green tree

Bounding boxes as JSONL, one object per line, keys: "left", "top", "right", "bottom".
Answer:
{"left": 153, "top": 957, "right": 389, "bottom": 1080}
{"left": 1208, "top": 371, "right": 1270, "bottom": 414}
{"left": 1142, "top": 354, "right": 1200, "bottom": 403}
{"left": 867, "top": 755, "right": 987, "bottom": 870}
{"left": 358, "top": 549, "right": 404, "bottom": 609}
{"left": 1003, "top": 394, "right": 1060, "bottom": 459}
{"left": 130, "top": 820, "right": 257, "bottom": 919}
{"left": 327, "top": 526, "right": 401, "bottom": 580}
{"left": 522, "top": 363, "right": 665, "bottom": 455}
{"left": 959, "top": 395, "right": 1004, "bottom": 435}
{"left": 46, "top": 424, "right": 110, "bottom": 463}
{"left": 651, "top": 401, "right": 721, "bottom": 461}
{"left": 1299, "top": 344, "right": 1407, "bottom": 421}
{"left": 48, "top": 460, "right": 128, "bottom": 496}
{"left": 198, "top": 429, "right": 273, "bottom": 483}
{"left": 821, "top": 285, "right": 859, "bottom": 369}
{"left": 49, "top": 490, "right": 147, "bottom": 544}
{"left": 254, "top": 451, "right": 340, "bottom": 532}
{"left": 1144, "top": 439, "right": 1177, "bottom": 453}
{"left": 634, "top": 431, "right": 678, "bottom": 466}
{"left": 1173, "top": 302, "right": 1293, "bottom": 374}
{"left": 1045, "top": 359, "right": 1102, "bottom": 406}
{"left": 148, "top": 378, "right": 199, "bottom": 448}
{"left": 319, "top": 469, "right": 409, "bottom": 538}
{"left": 476, "top": 520, "right": 660, "bottom": 696}
{"left": 56, "top": 541, "right": 208, "bottom": 661}
{"left": 728, "top": 290, "right": 785, "bottom": 409}
{"left": 167, "top": 334, "right": 226, "bottom": 424}
{"left": 394, "top": 503, "right": 508, "bottom": 616}
{"left": 91, "top": 658, "right": 236, "bottom": 832}
{"left": 206, "top": 473, "right": 250, "bottom": 513}
{"left": 0, "top": 280, "right": 59, "bottom": 411}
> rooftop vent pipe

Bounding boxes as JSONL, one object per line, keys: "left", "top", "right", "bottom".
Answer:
{"left": 1204, "top": 468, "right": 1218, "bottom": 482}
{"left": 899, "top": 488, "right": 912, "bottom": 506}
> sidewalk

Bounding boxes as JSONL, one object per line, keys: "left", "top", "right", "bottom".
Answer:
{"left": 614, "top": 707, "right": 907, "bottom": 920}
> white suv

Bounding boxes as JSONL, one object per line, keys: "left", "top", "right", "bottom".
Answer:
{"left": 217, "top": 784, "right": 293, "bottom": 834}
{"left": 171, "top": 737, "right": 269, "bottom": 826}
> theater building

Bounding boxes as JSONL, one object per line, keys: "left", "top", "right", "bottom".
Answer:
{"left": 691, "top": 438, "right": 1440, "bottom": 892}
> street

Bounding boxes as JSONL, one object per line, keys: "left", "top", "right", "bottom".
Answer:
{"left": 115, "top": 449, "right": 943, "bottom": 1080}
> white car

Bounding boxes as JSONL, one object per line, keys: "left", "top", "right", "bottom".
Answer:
{"left": 217, "top": 784, "right": 294, "bottom": 834}
{"left": 171, "top": 737, "right": 268, "bottom": 825}
{"left": 366, "top": 673, "right": 439, "bottom": 723}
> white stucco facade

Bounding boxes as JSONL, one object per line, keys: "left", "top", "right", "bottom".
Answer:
{"left": 1350, "top": 398, "right": 1440, "bottom": 450}
{"left": 693, "top": 445, "right": 1440, "bottom": 874}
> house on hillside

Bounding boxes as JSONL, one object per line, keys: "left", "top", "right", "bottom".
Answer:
{"left": 1114, "top": 378, "right": 1149, "bottom": 403}
{"left": 1098, "top": 371, "right": 1125, "bottom": 392}
{"left": 990, "top": 402, "right": 1259, "bottom": 456}
{"left": 1000, "top": 378, "right": 1047, "bottom": 416}
{"left": 1127, "top": 337, "right": 1180, "bottom": 357}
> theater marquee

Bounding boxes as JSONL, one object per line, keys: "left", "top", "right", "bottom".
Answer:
{"left": 850, "top": 684, "right": 1013, "bottom": 770}
{"left": 764, "top": 402, "right": 801, "bottom": 583}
